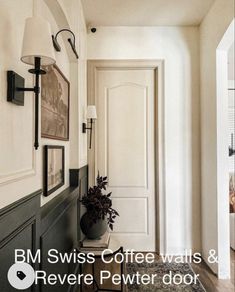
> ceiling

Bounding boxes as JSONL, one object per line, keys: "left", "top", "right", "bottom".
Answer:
{"left": 81, "top": 0, "right": 215, "bottom": 26}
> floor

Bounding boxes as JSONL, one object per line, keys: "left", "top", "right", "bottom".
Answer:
{"left": 80, "top": 250, "right": 235, "bottom": 292}
{"left": 191, "top": 249, "right": 235, "bottom": 292}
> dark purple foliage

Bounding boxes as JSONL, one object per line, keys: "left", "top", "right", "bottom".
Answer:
{"left": 80, "top": 173, "right": 119, "bottom": 230}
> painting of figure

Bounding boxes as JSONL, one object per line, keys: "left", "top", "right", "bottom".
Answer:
{"left": 41, "top": 65, "right": 69, "bottom": 140}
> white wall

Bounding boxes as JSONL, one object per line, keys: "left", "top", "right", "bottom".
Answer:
{"left": 200, "top": 0, "right": 234, "bottom": 277}
{"left": 57, "top": 0, "right": 88, "bottom": 168}
{"left": 87, "top": 26, "right": 201, "bottom": 254}
{"left": 0, "top": 0, "right": 87, "bottom": 208}
{"left": 228, "top": 46, "right": 235, "bottom": 174}
{"left": 228, "top": 82, "right": 235, "bottom": 174}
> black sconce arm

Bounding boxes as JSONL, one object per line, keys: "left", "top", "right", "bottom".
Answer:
{"left": 52, "top": 29, "right": 79, "bottom": 59}
{"left": 7, "top": 57, "right": 45, "bottom": 150}
{"left": 82, "top": 119, "right": 94, "bottom": 149}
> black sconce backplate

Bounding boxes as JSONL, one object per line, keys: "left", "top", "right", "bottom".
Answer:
{"left": 7, "top": 71, "right": 25, "bottom": 106}
{"left": 82, "top": 122, "right": 87, "bottom": 133}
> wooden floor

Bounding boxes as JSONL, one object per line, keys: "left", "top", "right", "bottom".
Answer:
{"left": 191, "top": 249, "right": 235, "bottom": 292}
{"left": 80, "top": 250, "right": 235, "bottom": 292}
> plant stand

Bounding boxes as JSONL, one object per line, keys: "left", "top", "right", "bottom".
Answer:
{"left": 78, "top": 236, "right": 124, "bottom": 292}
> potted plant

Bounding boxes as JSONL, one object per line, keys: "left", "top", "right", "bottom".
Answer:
{"left": 80, "top": 173, "right": 119, "bottom": 239}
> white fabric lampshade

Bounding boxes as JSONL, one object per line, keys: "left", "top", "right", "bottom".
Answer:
{"left": 21, "top": 17, "right": 56, "bottom": 66}
{"left": 87, "top": 105, "right": 97, "bottom": 120}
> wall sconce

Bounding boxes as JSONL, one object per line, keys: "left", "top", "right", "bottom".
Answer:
{"left": 52, "top": 29, "right": 79, "bottom": 59}
{"left": 229, "top": 133, "right": 235, "bottom": 157}
{"left": 7, "top": 16, "right": 55, "bottom": 150}
{"left": 82, "top": 106, "right": 97, "bottom": 149}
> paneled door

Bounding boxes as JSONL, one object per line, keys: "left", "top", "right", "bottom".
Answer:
{"left": 89, "top": 62, "right": 157, "bottom": 251}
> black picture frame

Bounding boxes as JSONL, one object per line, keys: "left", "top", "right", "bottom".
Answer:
{"left": 44, "top": 145, "right": 65, "bottom": 196}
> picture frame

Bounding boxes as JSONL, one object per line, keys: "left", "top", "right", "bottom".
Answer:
{"left": 44, "top": 145, "right": 65, "bottom": 196}
{"left": 41, "top": 64, "right": 70, "bottom": 141}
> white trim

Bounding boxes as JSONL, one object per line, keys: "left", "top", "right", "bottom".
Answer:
{"left": 216, "top": 18, "right": 234, "bottom": 279}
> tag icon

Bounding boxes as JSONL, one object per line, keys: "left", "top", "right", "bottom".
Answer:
{"left": 8, "top": 263, "right": 35, "bottom": 290}
{"left": 17, "top": 271, "right": 26, "bottom": 281}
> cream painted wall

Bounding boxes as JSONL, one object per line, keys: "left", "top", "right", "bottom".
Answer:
{"left": 0, "top": 0, "right": 87, "bottom": 208}
{"left": 87, "top": 26, "right": 201, "bottom": 254}
{"left": 200, "top": 0, "right": 234, "bottom": 277}
{"left": 57, "top": 0, "right": 88, "bottom": 168}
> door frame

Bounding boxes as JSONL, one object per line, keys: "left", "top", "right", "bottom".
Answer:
{"left": 87, "top": 59, "right": 165, "bottom": 254}
{"left": 215, "top": 19, "right": 234, "bottom": 279}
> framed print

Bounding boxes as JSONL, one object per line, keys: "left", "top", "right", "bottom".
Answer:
{"left": 41, "top": 65, "right": 70, "bottom": 140}
{"left": 44, "top": 145, "right": 65, "bottom": 196}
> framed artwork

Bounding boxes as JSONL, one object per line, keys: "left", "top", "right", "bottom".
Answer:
{"left": 230, "top": 174, "right": 235, "bottom": 213}
{"left": 44, "top": 145, "right": 65, "bottom": 196}
{"left": 41, "top": 64, "right": 70, "bottom": 140}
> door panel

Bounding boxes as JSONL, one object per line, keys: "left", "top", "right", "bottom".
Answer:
{"left": 112, "top": 197, "right": 148, "bottom": 233}
{"left": 107, "top": 84, "right": 147, "bottom": 187}
{"left": 95, "top": 68, "right": 156, "bottom": 251}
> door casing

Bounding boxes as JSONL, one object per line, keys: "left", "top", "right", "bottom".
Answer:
{"left": 87, "top": 60, "right": 165, "bottom": 254}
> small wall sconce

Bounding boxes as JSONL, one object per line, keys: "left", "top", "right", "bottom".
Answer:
{"left": 229, "top": 133, "right": 235, "bottom": 157}
{"left": 82, "top": 106, "right": 97, "bottom": 149}
{"left": 52, "top": 29, "right": 79, "bottom": 59}
{"left": 7, "top": 16, "right": 55, "bottom": 150}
